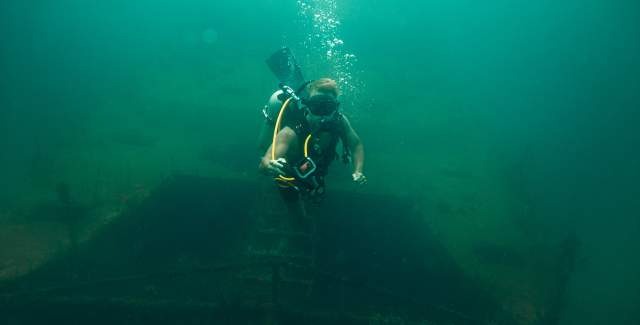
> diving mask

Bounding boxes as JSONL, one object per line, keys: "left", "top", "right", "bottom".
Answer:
{"left": 303, "top": 94, "right": 339, "bottom": 116}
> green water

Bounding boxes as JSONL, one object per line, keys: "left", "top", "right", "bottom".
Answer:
{"left": 1, "top": 0, "right": 638, "bottom": 324}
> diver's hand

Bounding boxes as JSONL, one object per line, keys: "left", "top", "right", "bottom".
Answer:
{"left": 352, "top": 171, "right": 367, "bottom": 185}
{"left": 267, "top": 158, "right": 288, "bottom": 176}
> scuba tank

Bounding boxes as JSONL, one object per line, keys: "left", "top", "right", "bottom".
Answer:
{"left": 264, "top": 48, "right": 323, "bottom": 196}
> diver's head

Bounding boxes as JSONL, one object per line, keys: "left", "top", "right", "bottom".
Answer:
{"left": 307, "top": 78, "right": 340, "bottom": 98}
{"left": 303, "top": 78, "right": 340, "bottom": 129}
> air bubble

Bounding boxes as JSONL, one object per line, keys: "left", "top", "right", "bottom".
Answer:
{"left": 297, "top": 0, "right": 361, "bottom": 99}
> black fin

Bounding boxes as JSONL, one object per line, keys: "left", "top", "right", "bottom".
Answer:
{"left": 265, "top": 47, "right": 305, "bottom": 90}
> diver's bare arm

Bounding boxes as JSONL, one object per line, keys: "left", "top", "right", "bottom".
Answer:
{"left": 342, "top": 117, "right": 365, "bottom": 174}
{"left": 259, "top": 127, "right": 297, "bottom": 175}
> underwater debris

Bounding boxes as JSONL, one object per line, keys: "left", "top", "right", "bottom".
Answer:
{"left": 1, "top": 175, "right": 505, "bottom": 325}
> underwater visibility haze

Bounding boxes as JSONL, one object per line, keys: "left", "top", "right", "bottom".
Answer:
{"left": 0, "top": 1, "right": 639, "bottom": 324}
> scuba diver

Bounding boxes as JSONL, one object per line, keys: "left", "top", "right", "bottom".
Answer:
{"left": 258, "top": 48, "right": 366, "bottom": 226}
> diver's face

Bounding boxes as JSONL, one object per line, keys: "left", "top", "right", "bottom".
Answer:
{"left": 304, "top": 91, "right": 339, "bottom": 129}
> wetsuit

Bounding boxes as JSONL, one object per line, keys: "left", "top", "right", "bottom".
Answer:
{"left": 278, "top": 111, "right": 345, "bottom": 201}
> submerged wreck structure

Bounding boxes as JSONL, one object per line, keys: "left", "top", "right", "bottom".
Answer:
{"left": 0, "top": 175, "right": 576, "bottom": 325}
